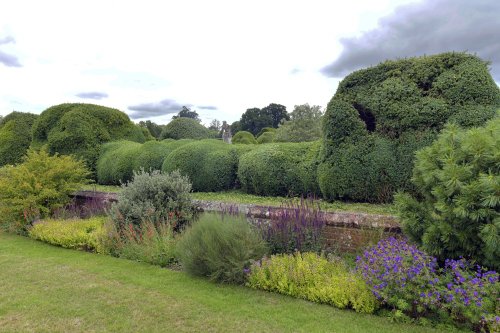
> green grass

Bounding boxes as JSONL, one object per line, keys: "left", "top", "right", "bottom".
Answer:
{"left": 0, "top": 232, "right": 449, "bottom": 333}
{"left": 192, "top": 190, "right": 397, "bottom": 215}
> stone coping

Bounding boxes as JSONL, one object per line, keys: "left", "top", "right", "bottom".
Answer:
{"left": 73, "top": 191, "right": 401, "bottom": 232}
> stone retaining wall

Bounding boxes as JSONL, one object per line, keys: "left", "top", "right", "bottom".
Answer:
{"left": 73, "top": 191, "right": 401, "bottom": 252}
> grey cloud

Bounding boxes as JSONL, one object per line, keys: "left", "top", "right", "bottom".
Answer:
{"left": 0, "top": 36, "right": 21, "bottom": 67}
{"left": 322, "top": 0, "right": 500, "bottom": 81}
{"left": 197, "top": 105, "right": 218, "bottom": 110}
{"left": 128, "top": 99, "right": 187, "bottom": 119}
{"left": 76, "top": 92, "right": 109, "bottom": 100}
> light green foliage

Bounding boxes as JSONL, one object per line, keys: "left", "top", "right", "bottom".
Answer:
{"left": 396, "top": 115, "right": 500, "bottom": 269}
{"left": 247, "top": 252, "right": 378, "bottom": 314}
{"left": 320, "top": 53, "right": 500, "bottom": 202}
{"left": 96, "top": 141, "right": 142, "bottom": 185}
{"left": 0, "top": 112, "right": 38, "bottom": 166}
{"left": 256, "top": 131, "right": 275, "bottom": 144}
{"left": 176, "top": 214, "right": 268, "bottom": 284}
{"left": 0, "top": 149, "right": 90, "bottom": 233}
{"left": 101, "top": 220, "right": 177, "bottom": 267}
{"left": 274, "top": 104, "right": 323, "bottom": 142}
{"left": 159, "top": 117, "right": 212, "bottom": 140}
{"left": 232, "top": 131, "right": 257, "bottom": 144}
{"left": 28, "top": 217, "right": 106, "bottom": 253}
{"left": 107, "top": 169, "right": 196, "bottom": 232}
{"left": 31, "top": 103, "right": 147, "bottom": 175}
{"left": 238, "top": 141, "right": 321, "bottom": 196}
{"left": 163, "top": 139, "right": 254, "bottom": 192}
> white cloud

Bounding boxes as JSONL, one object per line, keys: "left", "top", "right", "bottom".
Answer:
{"left": 0, "top": 0, "right": 423, "bottom": 123}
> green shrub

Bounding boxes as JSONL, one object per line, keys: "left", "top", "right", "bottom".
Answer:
{"left": 232, "top": 131, "right": 257, "bottom": 144}
{"left": 396, "top": 115, "right": 500, "bottom": 269}
{"left": 97, "top": 139, "right": 195, "bottom": 185}
{"left": 96, "top": 141, "right": 142, "bottom": 185}
{"left": 238, "top": 141, "right": 321, "bottom": 196}
{"left": 31, "top": 103, "right": 147, "bottom": 175}
{"left": 0, "top": 149, "right": 91, "bottom": 234}
{"left": 256, "top": 127, "right": 276, "bottom": 137}
{"left": 247, "top": 252, "right": 378, "bottom": 314}
{"left": 159, "top": 117, "right": 211, "bottom": 140}
{"left": 320, "top": 53, "right": 500, "bottom": 202}
{"left": 274, "top": 104, "right": 323, "bottom": 143}
{"left": 176, "top": 214, "right": 268, "bottom": 284}
{"left": 107, "top": 169, "right": 197, "bottom": 232}
{"left": 101, "top": 219, "right": 177, "bottom": 267}
{"left": 256, "top": 131, "right": 275, "bottom": 144}
{"left": 28, "top": 217, "right": 106, "bottom": 253}
{"left": 162, "top": 140, "right": 253, "bottom": 192}
{"left": 0, "top": 112, "right": 38, "bottom": 167}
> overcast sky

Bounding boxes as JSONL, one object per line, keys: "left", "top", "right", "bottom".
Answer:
{"left": 0, "top": 0, "right": 498, "bottom": 125}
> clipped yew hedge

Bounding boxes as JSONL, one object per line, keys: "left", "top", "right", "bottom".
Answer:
{"left": 0, "top": 112, "right": 38, "bottom": 166}
{"left": 238, "top": 141, "right": 321, "bottom": 197}
{"left": 320, "top": 52, "right": 500, "bottom": 202}
{"left": 31, "top": 103, "right": 147, "bottom": 175}
{"left": 162, "top": 140, "right": 255, "bottom": 192}
{"left": 159, "top": 118, "right": 212, "bottom": 140}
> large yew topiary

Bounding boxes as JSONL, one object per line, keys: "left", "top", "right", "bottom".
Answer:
{"left": 159, "top": 118, "right": 212, "bottom": 140}
{"left": 320, "top": 53, "right": 500, "bottom": 202}
{"left": 0, "top": 112, "right": 38, "bottom": 166}
{"left": 396, "top": 115, "right": 500, "bottom": 269}
{"left": 31, "top": 103, "right": 147, "bottom": 175}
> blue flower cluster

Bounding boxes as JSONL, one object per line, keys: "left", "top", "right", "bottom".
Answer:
{"left": 356, "top": 237, "right": 499, "bottom": 331}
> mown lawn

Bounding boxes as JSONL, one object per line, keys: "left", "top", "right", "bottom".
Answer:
{"left": 0, "top": 233, "right": 454, "bottom": 333}
{"left": 80, "top": 184, "right": 396, "bottom": 216}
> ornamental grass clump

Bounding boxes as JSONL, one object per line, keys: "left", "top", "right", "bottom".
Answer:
{"left": 357, "top": 237, "right": 499, "bottom": 331}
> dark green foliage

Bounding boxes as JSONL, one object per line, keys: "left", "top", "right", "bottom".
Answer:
{"left": 0, "top": 112, "right": 38, "bottom": 166}
{"left": 159, "top": 117, "right": 211, "bottom": 140}
{"left": 256, "top": 131, "right": 275, "bottom": 144}
{"left": 396, "top": 115, "right": 500, "bottom": 269}
{"left": 320, "top": 53, "right": 500, "bottom": 202}
{"left": 176, "top": 214, "right": 268, "bottom": 284}
{"left": 108, "top": 169, "right": 196, "bottom": 232}
{"left": 171, "top": 106, "right": 201, "bottom": 122}
{"left": 238, "top": 141, "right": 321, "bottom": 197}
{"left": 256, "top": 127, "right": 276, "bottom": 137}
{"left": 162, "top": 140, "right": 254, "bottom": 192}
{"left": 31, "top": 103, "right": 147, "bottom": 175}
{"left": 261, "top": 103, "right": 290, "bottom": 128}
{"left": 240, "top": 108, "right": 271, "bottom": 136}
{"left": 230, "top": 120, "right": 241, "bottom": 135}
{"left": 97, "top": 139, "right": 195, "bottom": 185}
{"left": 239, "top": 104, "right": 290, "bottom": 136}
{"left": 232, "top": 131, "right": 257, "bottom": 144}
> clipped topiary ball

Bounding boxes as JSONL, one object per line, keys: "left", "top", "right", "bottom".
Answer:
{"left": 232, "top": 131, "right": 257, "bottom": 144}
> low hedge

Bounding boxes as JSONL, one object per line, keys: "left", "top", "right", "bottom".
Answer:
{"left": 162, "top": 140, "right": 255, "bottom": 192}
{"left": 97, "top": 139, "right": 195, "bottom": 185}
{"left": 28, "top": 217, "right": 106, "bottom": 253}
{"left": 238, "top": 141, "right": 321, "bottom": 197}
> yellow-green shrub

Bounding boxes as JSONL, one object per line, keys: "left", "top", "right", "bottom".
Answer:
{"left": 0, "top": 149, "right": 90, "bottom": 234}
{"left": 28, "top": 217, "right": 106, "bottom": 253}
{"left": 247, "top": 252, "right": 378, "bottom": 314}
